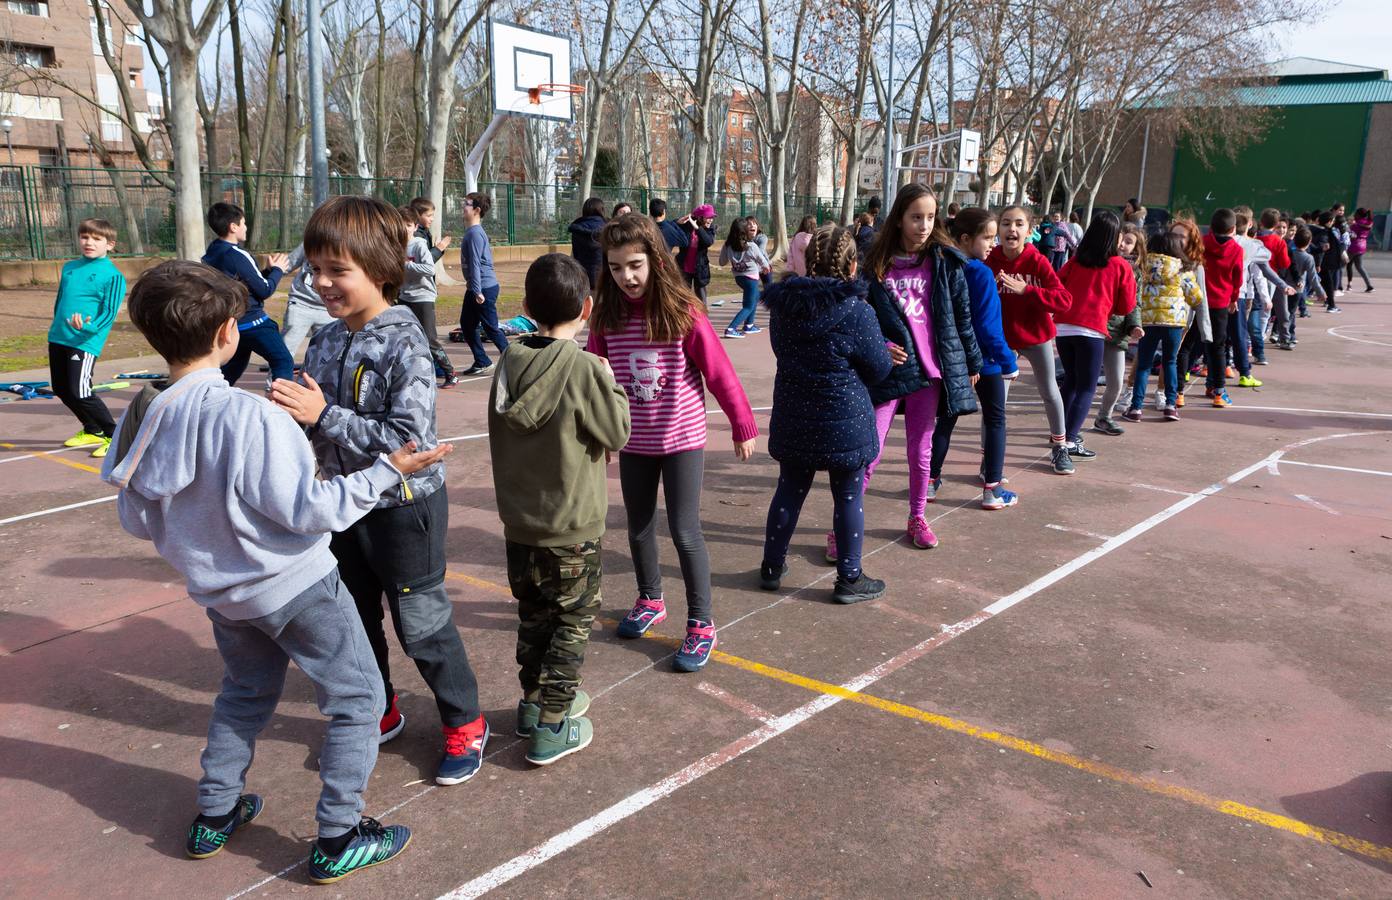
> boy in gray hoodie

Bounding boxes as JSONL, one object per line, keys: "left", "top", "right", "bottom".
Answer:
{"left": 103, "top": 260, "right": 448, "bottom": 883}
{"left": 488, "top": 254, "right": 630, "bottom": 765}
{"left": 397, "top": 206, "right": 458, "bottom": 386}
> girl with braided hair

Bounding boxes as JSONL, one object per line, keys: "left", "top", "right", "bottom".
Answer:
{"left": 756, "top": 225, "right": 893, "bottom": 603}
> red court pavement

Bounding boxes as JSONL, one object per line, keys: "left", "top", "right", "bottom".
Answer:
{"left": 2, "top": 284, "right": 1391, "bottom": 898}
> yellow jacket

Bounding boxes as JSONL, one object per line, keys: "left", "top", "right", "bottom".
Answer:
{"left": 1140, "top": 255, "right": 1204, "bottom": 327}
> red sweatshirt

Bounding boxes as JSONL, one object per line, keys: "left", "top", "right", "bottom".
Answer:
{"left": 1257, "top": 232, "right": 1291, "bottom": 271}
{"left": 1055, "top": 256, "right": 1137, "bottom": 335}
{"left": 986, "top": 243, "right": 1073, "bottom": 349}
{"left": 1202, "top": 233, "right": 1244, "bottom": 309}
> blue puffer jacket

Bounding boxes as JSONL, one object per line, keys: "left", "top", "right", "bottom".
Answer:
{"left": 762, "top": 276, "right": 893, "bottom": 470}
{"left": 864, "top": 243, "right": 983, "bottom": 416}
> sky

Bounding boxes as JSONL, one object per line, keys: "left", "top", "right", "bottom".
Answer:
{"left": 1278, "top": 0, "right": 1392, "bottom": 72}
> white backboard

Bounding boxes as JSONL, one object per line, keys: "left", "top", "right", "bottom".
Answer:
{"left": 957, "top": 129, "right": 981, "bottom": 174}
{"left": 490, "top": 21, "right": 574, "bottom": 122}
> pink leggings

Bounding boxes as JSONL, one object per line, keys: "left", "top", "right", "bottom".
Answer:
{"left": 864, "top": 382, "right": 942, "bottom": 518}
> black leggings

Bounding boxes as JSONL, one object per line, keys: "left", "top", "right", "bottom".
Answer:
{"left": 762, "top": 463, "right": 866, "bottom": 581}
{"left": 1056, "top": 335, "right": 1105, "bottom": 442}
{"left": 1204, "top": 307, "right": 1230, "bottom": 390}
{"left": 1348, "top": 253, "right": 1372, "bottom": 291}
{"left": 618, "top": 449, "right": 712, "bottom": 623}
{"left": 931, "top": 373, "right": 1007, "bottom": 484}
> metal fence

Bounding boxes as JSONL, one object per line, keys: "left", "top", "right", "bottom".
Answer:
{"left": 0, "top": 165, "right": 853, "bottom": 261}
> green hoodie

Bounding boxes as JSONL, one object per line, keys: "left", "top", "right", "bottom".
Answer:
{"left": 488, "top": 336, "right": 630, "bottom": 547}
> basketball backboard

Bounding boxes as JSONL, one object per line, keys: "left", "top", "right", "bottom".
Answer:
{"left": 489, "top": 21, "right": 574, "bottom": 122}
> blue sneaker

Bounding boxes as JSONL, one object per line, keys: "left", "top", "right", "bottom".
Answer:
{"left": 981, "top": 485, "right": 1019, "bottom": 510}
{"left": 925, "top": 476, "right": 942, "bottom": 502}
{"left": 436, "top": 716, "right": 488, "bottom": 785}
{"left": 673, "top": 619, "right": 717, "bottom": 672}
{"left": 742, "top": 324, "right": 762, "bottom": 335}
{"left": 307, "top": 817, "right": 412, "bottom": 884}
{"left": 186, "top": 794, "right": 263, "bottom": 859}
{"left": 616, "top": 596, "right": 666, "bottom": 638}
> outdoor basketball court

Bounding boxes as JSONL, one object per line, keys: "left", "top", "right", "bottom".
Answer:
{"left": 2, "top": 278, "right": 1391, "bottom": 897}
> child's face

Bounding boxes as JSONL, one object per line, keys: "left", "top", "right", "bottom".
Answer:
{"left": 309, "top": 250, "right": 388, "bottom": 328}
{"left": 228, "top": 218, "right": 248, "bottom": 243}
{"left": 615, "top": 205, "right": 632, "bottom": 218}
{"left": 418, "top": 209, "right": 434, "bottom": 229}
{"left": 1118, "top": 232, "right": 1137, "bottom": 258}
{"left": 606, "top": 242, "right": 650, "bottom": 300}
{"left": 1276, "top": 222, "right": 1288, "bottom": 239}
{"left": 1050, "top": 212, "right": 1061, "bottom": 223}
{"left": 959, "top": 221, "right": 997, "bottom": 261}
{"left": 78, "top": 232, "right": 112, "bottom": 258}
{"left": 899, "top": 196, "right": 936, "bottom": 254}
{"left": 998, "top": 210, "right": 1029, "bottom": 253}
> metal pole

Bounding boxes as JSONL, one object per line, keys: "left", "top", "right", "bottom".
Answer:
{"left": 1137, "top": 119, "right": 1151, "bottom": 205}
{"left": 883, "top": 0, "right": 897, "bottom": 201}
{"left": 307, "top": 0, "right": 329, "bottom": 205}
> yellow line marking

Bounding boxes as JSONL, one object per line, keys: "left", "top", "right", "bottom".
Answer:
{"left": 0, "top": 442, "right": 101, "bottom": 474}
{"left": 443, "top": 570, "right": 513, "bottom": 597}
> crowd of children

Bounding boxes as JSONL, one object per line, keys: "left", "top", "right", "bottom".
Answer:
{"left": 60, "top": 181, "right": 1366, "bottom": 884}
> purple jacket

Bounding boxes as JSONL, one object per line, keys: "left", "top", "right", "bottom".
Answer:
{"left": 1350, "top": 218, "right": 1373, "bottom": 256}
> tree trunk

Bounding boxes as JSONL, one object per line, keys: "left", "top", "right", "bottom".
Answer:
{"left": 577, "top": 89, "right": 608, "bottom": 198}
{"left": 421, "top": 41, "right": 455, "bottom": 211}
{"left": 228, "top": 0, "right": 258, "bottom": 246}
{"left": 408, "top": 0, "right": 428, "bottom": 183}
{"left": 168, "top": 51, "right": 205, "bottom": 259}
{"left": 280, "top": 0, "right": 298, "bottom": 245}
{"left": 373, "top": 0, "right": 386, "bottom": 186}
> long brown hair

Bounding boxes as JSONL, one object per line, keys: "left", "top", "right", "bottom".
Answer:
{"left": 591, "top": 213, "right": 698, "bottom": 342}
{"left": 863, "top": 183, "right": 952, "bottom": 280}
{"left": 1168, "top": 216, "right": 1203, "bottom": 270}
{"left": 804, "top": 225, "right": 857, "bottom": 280}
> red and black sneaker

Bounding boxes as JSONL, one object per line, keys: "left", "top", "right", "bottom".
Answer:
{"left": 379, "top": 693, "right": 405, "bottom": 744}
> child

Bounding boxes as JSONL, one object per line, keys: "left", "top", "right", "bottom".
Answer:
{"left": 48, "top": 218, "right": 126, "bottom": 458}
{"left": 854, "top": 212, "right": 877, "bottom": 262}
{"left": 1047, "top": 211, "right": 1076, "bottom": 270}
{"left": 719, "top": 216, "right": 772, "bottom": 337}
{"left": 1349, "top": 208, "right": 1375, "bottom": 293}
{"left": 1093, "top": 222, "right": 1143, "bottom": 435}
{"left": 1124, "top": 231, "right": 1204, "bottom": 422}
{"left": 459, "top": 191, "right": 509, "bottom": 374}
{"left": 1310, "top": 211, "right": 1341, "bottom": 313}
{"left": 585, "top": 214, "right": 758, "bottom": 672}
{"left": 988, "top": 205, "right": 1076, "bottom": 475}
{"left": 937, "top": 208, "right": 1019, "bottom": 509}
{"left": 569, "top": 197, "right": 607, "bottom": 288}
{"left": 1055, "top": 211, "right": 1136, "bottom": 459}
{"left": 1167, "top": 217, "right": 1211, "bottom": 409}
{"left": 201, "top": 202, "right": 293, "bottom": 385}
{"left": 398, "top": 205, "right": 459, "bottom": 387}
{"left": 1232, "top": 207, "right": 1289, "bottom": 377}
{"left": 281, "top": 243, "right": 335, "bottom": 360}
{"left": 105, "top": 260, "right": 438, "bottom": 882}
{"left": 757, "top": 225, "right": 892, "bottom": 603}
{"left": 1256, "top": 209, "right": 1294, "bottom": 350}
{"left": 1283, "top": 226, "right": 1326, "bottom": 346}
{"left": 786, "top": 215, "right": 817, "bottom": 277}
{"left": 488, "top": 254, "right": 631, "bottom": 764}
{"left": 856, "top": 183, "right": 982, "bottom": 550}
{"left": 408, "top": 196, "right": 451, "bottom": 262}
{"left": 676, "top": 205, "right": 716, "bottom": 307}
{"left": 269, "top": 196, "right": 488, "bottom": 787}
{"left": 1200, "top": 208, "right": 1244, "bottom": 407}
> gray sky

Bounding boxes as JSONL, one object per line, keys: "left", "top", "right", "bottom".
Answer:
{"left": 1280, "top": 0, "right": 1392, "bottom": 72}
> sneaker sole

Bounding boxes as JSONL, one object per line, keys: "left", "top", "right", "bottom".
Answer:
{"left": 186, "top": 799, "right": 264, "bottom": 859}
{"left": 309, "top": 832, "right": 412, "bottom": 884}
{"left": 981, "top": 499, "right": 1018, "bottom": 510}
{"left": 526, "top": 729, "right": 595, "bottom": 766}
{"left": 379, "top": 712, "right": 406, "bottom": 744}
{"left": 673, "top": 638, "right": 717, "bottom": 673}
{"left": 908, "top": 536, "right": 939, "bottom": 549}
{"left": 515, "top": 694, "right": 592, "bottom": 738}
{"left": 833, "top": 585, "right": 886, "bottom": 604}
{"left": 615, "top": 609, "right": 667, "bottom": 639}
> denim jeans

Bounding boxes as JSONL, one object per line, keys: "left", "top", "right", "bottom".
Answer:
{"left": 460, "top": 284, "right": 508, "bottom": 369}
{"left": 727, "top": 275, "right": 760, "bottom": 331}
{"left": 1228, "top": 297, "right": 1251, "bottom": 376}
{"left": 1247, "top": 301, "right": 1269, "bottom": 362}
{"left": 1130, "top": 325, "right": 1182, "bottom": 409}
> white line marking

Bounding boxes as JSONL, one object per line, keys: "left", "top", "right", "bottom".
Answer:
{"left": 1278, "top": 460, "right": 1392, "bottom": 478}
{"left": 1293, "top": 493, "right": 1341, "bottom": 516}
{"left": 0, "top": 445, "right": 85, "bottom": 465}
{"left": 1005, "top": 399, "right": 1392, "bottom": 419}
{"left": 1045, "top": 523, "right": 1114, "bottom": 541}
{"left": 696, "top": 682, "right": 772, "bottom": 723}
{"left": 0, "top": 494, "right": 116, "bottom": 527}
{"left": 1133, "top": 482, "right": 1197, "bottom": 497}
{"left": 1328, "top": 325, "right": 1392, "bottom": 348}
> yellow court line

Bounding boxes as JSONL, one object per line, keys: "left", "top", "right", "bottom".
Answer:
{"left": 443, "top": 570, "right": 514, "bottom": 597}
{"left": 0, "top": 442, "right": 101, "bottom": 474}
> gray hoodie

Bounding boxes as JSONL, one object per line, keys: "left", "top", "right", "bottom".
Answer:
{"left": 399, "top": 235, "right": 438, "bottom": 305}
{"left": 304, "top": 304, "right": 443, "bottom": 506}
{"left": 100, "top": 368, "right": 403, "bottom": 621}
{"left": 285, "top": 245, "right": 324, "bottom": 308}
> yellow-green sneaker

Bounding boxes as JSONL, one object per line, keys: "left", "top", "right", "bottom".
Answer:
{"left": 1237, "top": 375, "right": 1262, "bottom": 388}
{"left": 525, "top": 715, "right": 593, "bottom": 766}
{"left": 90, "top": 437, "right": 112, "bottom": 459}
{"left": 515, "top": 689, "right": 591, "bottom": 737}
{"left": 63, "top": 430, "right": 105, "bottom": 448}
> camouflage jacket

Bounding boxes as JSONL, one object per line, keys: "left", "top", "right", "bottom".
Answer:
{"left": 305, "top": 305, "right": 443, "bottom": 507}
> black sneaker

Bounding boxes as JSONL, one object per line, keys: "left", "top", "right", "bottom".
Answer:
{"left": 1050, "top": 443, "right": 1075, "bottom": 475}
{"left": 1092, "top": 417, "right": 1124, "bottom": 435}
{"left": 186, "top": 794, "right": 263, "bottom": 859}
{"left": 308, "top": 817, "right": 412, "bottom": 884}
{"left": 1066, "top": 439, "right": 1097, "bottom": 460}
{"left": 758, "top": 562, "right": 788, "bottom": 591}
{"left": 441, "top": 374, "right": 460, "bottom": 388}
{"left": 464, "top": 364, "right": 494, "bottom": 376}
{"left": 833, "top": 573, "right": 886, "bottom": 604}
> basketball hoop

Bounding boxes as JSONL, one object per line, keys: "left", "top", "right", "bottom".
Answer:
{"left": 527, "top": 83, "right": 584, "bottom": 105}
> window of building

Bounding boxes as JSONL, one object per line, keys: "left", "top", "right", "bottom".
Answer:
{"left": 7, "top": 0, "right": 49, "bottom": 16}
{"left": 728, "top": 158, "right": 735, "bottom": 171}
{"left": 743, "top": 115, "right": 753, "bottom": 129}
{"left": 128, "top": 69, "right": 140, "bottom": 88}
{"left": 90, "top": 14, "right": 118, "bottom": 56}
{"left": 8, "top": 44, "right": 56, "bottom": 67}
{"left": 0, "top": 91, "right": 63, "bottom": 121}
{"left": 741, "top": 160, "right": 751, "bottom": 174}
{"left": 730, "top": 113, "right": 739, "bottom": 127}
{"left": 125, "top": 23, "right": 143, "bottom": 43}
{"left": 38, "top": 149, "right": 64, "bottom": 186}
{"left": 742, "top": 138, "right": 752, "bottom": 152}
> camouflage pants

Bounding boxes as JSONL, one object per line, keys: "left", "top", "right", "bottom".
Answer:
{"left": 507, "top": 540, "right": 602, "bottom": 717}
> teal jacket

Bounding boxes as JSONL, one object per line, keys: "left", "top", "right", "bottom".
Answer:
{"left": 48, "top": 256, "right": 126, "bottom": 356}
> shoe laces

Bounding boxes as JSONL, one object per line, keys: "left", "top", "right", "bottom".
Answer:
{"left": 680, "top": 622, "right": 714, "bottom": 655}
{"left": 628, "top": 597, "right": 663, "bottom": 620}
{"left": 443, "top": 718, "right": 485, "bottom": 756}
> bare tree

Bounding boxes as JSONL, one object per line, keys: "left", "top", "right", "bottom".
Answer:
{"left": 572, "top": 0, "right": 658, "bottom": 197}
{"left": 420, "top": 0, "right": 495, "bottom": 211}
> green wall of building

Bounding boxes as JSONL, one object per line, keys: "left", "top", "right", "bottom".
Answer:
{"left": 1170, "top": 103, "right": 1368, "bottom": 219}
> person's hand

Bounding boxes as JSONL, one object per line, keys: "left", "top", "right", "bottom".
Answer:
{"left": 733, "top": 438, "right": 756, "bottom": 461}
{"left": 1228, "top": 302, "right": 1238, "bottom": 314}
{"left": 270, "top": 373, "right": 328, "bottom": 425}
{"left": 437, "top": 235, "right": 452, "bottom": 251}
{"left": 997, "top": 272, "right": 1027, "bottom": 294}
{"left": 474, "top": 292, "right": 486, "bottom": 305}
{"left": 970, "top": 373, "right": 981, "bottom": 386}
{"left": 267, "top": 252, "right": 289, "bottom": 270}
{"left": 1129, "top": 326, "right": 1143, "bottom": 339}
{"left": 1003, "top": 368, "right": 1020, "bottom": 381}
{"left": 68, "top": 312, "right": 90, "bottom": 331}
{"left": 678, "top": 214, "right": 691, "bottom": 225}
{"left": 1285, "top": 286, "right": 1296, "bottom": 296}
{"left": 598, "top": 356, "right": 614, "bottom": 379}
{"left": 387, "top": 440, "right": 454, "bottom": 475}
{"left": 886, "top": 342, "right": 909, "bottom": 365}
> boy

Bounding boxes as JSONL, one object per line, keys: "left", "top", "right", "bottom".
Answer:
{"left": 489, "top": 254, "right": 630, "bottom": 764}
{"left": 1201, "top": 208, "right": 1244, "bottom": 408}
{"left": 408, "top": 196, "right": 451, "bottom": 262}
{"left": 1310, "top": 211, "right": 1342, "bottom": 312}
{"left": 48, "top": 218, "right": 126, "bottom": 458}
{"left": 103, "top": 260, "right": 439, "bottom": 882}
{"left": 1283, "top": 226, "right": 1326, "bottom": 348}
{"left": 398, "top": 206, "right": 460, "bottom": 387}
{"left": 459, "top": 191, "right": 509, "bottom": 375}
{"left": 1231, "top": 208, "right": 1287, "bottom": 380}
{"left": 1256, "top": 209, "right": 1293, "bottom": 350}
{"left": 650, "top": 198, "right": 685, "bottom": 253}
{"left": 201, "top": 202, "right": 294, "bottom": 384}
{"left": 269, "top": 196, "right": 488, "bottom": 786}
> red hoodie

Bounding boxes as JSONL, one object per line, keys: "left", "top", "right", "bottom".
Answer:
{"left": 1257, "top": 232, "right": 1291, "bottom": 271}
{"left": 1202, "top": 233, "right": 1244, "bottom": 309}
{"left": 986, "top": 243, "right": 1073, "bottom": 349}
{"left": 1056, "top": 256, "right": 1137, "bottom": 335}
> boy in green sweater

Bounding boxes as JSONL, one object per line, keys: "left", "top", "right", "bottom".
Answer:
{"left": 487, "top": 253, "right": 630, "bottom": 765}
{"left": 48, "top": 219, "right": 127, "bottom": 457}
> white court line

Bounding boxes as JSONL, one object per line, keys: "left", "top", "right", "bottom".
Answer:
{"left": 1293, "top": 493, "right": 1340, "bottom": 516}
{"left": 1006, "top": 399, "right": 1392, "bottom": 419}
{"left": 0, "top": 445, "right": 85, "bottom": 465}
{"left": 1045, "top": 523, "right": 1114, "bottom": 541}
{"left": 1134, "top": 482, "right": 1197, "bottom": 497}
{"left": 1328, "top": 325, "right": 1392, "bottom": 348}
{"left": 1277, "top": 460, "right": 1392, "bottom": 478}
{"left": 0, "top": 494, "right": 116, "bottom": 527}
{"left": 434, "top": 431, "right": 1376, "bottom": 900}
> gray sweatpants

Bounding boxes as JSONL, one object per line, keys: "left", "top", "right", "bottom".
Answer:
{"left": 618, "top": 449, "right": 712, "bottom": 623}
{"left": 1098, "top": 345, "right": 1127, "bottom": 421}
{"left": 201, "top": 570, "right": 383, "bottom": 839}
{"left": 281, "top": 299, "right": 336, "bottom": 361}
{"left": 1006, "top": 341, "right": 1067, "bottom": 440}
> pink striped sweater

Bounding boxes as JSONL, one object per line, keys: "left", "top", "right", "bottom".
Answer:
{"left": 586, "top": 297, "right": 758, "bottom": 456}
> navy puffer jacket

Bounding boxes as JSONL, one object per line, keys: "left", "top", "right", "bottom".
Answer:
{"left": 864, "top": 243, "right": 983, "bottom": 416}
{"left": 568, "top": 215, "right": 606, "bottom": 281}
{"left": 762, "top": 276, "right": 893, "bottom": 470}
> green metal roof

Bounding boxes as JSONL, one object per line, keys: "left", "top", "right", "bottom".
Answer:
{"left": 1231, "top": 80, "right": 1392, "bottom": 106}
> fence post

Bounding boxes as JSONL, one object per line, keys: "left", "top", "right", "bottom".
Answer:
{"left": 20, "top": 166, "right": 40, "bottom": 259}
{"left": 506, "top": 182, "right": 516, "bottom": 245}
{"left": 739, "top": 192, "right": 747, "bottom": 217}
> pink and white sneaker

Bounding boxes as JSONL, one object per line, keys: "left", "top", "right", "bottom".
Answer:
{"left": 907, "top": 516, "right": 939, "bottom": 549}
{"left": 673, "top": 619, "right": 717, "bottom": 672}
{"left": 616, "top": 596, "right": 666, "bottom": 638}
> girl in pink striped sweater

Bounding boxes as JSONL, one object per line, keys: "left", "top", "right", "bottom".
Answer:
{"left": 586, "top": 215, "right": 759, "bottom": 672}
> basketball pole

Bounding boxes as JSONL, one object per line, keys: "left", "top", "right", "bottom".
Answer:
{"left": 307, "top": 0, "right": 329, "bottom": 204}
{"left": 465, "top": 114, "right": 509, "bottom": 194}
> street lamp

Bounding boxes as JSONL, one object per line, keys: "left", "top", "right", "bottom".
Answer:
{"left": 2, "top": 119, "right": 14, "bottom": 168}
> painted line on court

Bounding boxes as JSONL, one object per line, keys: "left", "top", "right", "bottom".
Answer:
{"left": 0, "top": 444, "right": 86, "bottom": 465}
{"left": 696, "top": 682, "right": 773, "bottom": 723}
{"left": 1328, "top": 324, "right": 1392, "bottom": 348}
{"left": 0, "top": 494, "right": 116, "bottom": 527}
{"left": 1292, "top": 494, "right": 1341, "bottom": 516}
{"left": 1275, "top": 459, "right": 1392, "bottom": 478}
{"left": 1006, "top": 399, "right": 1392, "bottom": 419}
{"left": 436, "top": 436, "right": 1373, "bottom": 898}
{"left": 1045, "top": 523, "right": 1113, "bottom": 541}
{"left": 0, "top": 441, "right": 101, "bottom": 474}
{"left": 1133, "top": 482, "right": 1198, "bottom": 497}
{"left": 444, "top": 571, "right": 514, "bottom": 596}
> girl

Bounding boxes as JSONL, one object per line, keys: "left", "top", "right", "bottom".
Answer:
{"left": 854, "top": 212, "right": 876, "bottom": 262}
{"left": 612, "top": 201, "right": 633, "bottom": 219}
{"left": 987, "top": 205, "right": 1076, "bottom": 476}
{"left": 786, "top": 215, "right": 817, "bottom": 277}
{"left": 1054, "top": 211, "right": 1136, "bottom": 460}
{"left": 758, "top": 225, "right": 893, "bottom": 603}
{"left": 586, "top": 214, "right": 758, "bottom": 672}
{"left": 1093, "top": 222, "right": 1143, "bottom": 435}
{"left": 569, "top": 197, "right": 607, "bottom": 288}
{"left": 1124, "top": 231, "right": 1204, "bottom": 422}
{"left": 719, "top": 216, "right": 771, "bottom": 338}
{"left": 1348, "top": 209, "right": 1374, "bottom": 293}
{"left": 750, "top": 218, "right": 774, "bottom": 289}
{"left": 934, "top": 208, "right": 1019, "bottom": 510}
{"left": 850, "top": 183, "right": 982, "bottom": 553}
{"left": 1169, "top": 217, "right": 1211, "bottom": 409}
{"left": 677, "top": 204, "right": 716, "bottom": 307}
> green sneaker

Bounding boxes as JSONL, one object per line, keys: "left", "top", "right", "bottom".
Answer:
{"left": 525, "top": 715, "right": 593, "bottom": 766}
{"left": 515, "top": 689, "right": 591, "bottom": 737}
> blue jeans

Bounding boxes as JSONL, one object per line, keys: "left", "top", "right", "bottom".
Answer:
{"left": 1130, "top": 325, "right": 1182, "bottom": 409}
{"left": 1056, "top": 335, "right": 1105, "bottom": 441}
{"left": 223, "top": 317, "right": 295, "bottom": 385}
{"left": 1247, "top": 302, "right": 1269, "bottom": 362}
{"left": 727, "top": 275, "right": 760, "bottom": 332}
{"left": 460, "top": 284, "right": 508, "bottom": 369}
{"left": 1228, "top": 297, "right": 1251, "bottom": 376}
{"left": 762, "top": 462, "right": 866, "bottom": 581}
